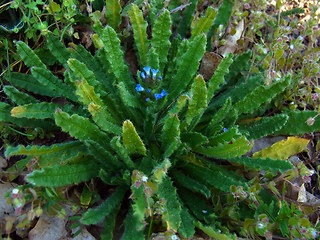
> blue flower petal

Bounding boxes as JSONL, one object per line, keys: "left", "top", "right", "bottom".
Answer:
{"left": 160, "top": 89, "right": 168, "bottom": 96}
{"left": 146, "top": 98, "right": 150, "bottom": 101}
{"left": 147, "top": 89, "right": 151, "bottom": 93}
{"left": 135, "top": 84, "right": 145, "bottom": 92}
{"left": 151, "top": 69, "right": 159, "bottom": 78}
{"left": 140, "top": 72, "right": 146, "bottom": 79}
{"left": 143, "top": 67, "right": 151, "bottom": 77}
{"left": 223, "top": 128, "right": 229, "bottom": 132}
{"left": 154, "top": 93, "right": 163, "bottom": 100}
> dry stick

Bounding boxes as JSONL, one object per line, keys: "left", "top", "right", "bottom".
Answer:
{"left": 155, "top": 2, "right": 192, "bottom": 19}
{"left": 49, "top": 0, "right": 60, "bottom": 35}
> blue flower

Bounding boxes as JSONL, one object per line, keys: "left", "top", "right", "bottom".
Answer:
{"left": 146, "top": 98, "right": 150, "bottom": 101}
{"left": 140, "top": 72, "right": 146, "bottom": 79}
{"left": 151, "top": 69, "right": 159, "bottom": 79}
{"left": 160, "top": 89, "right": 168, "bottom": 96}
{"left": 223, "top": 128, "right": 229, "bottom": 132}
{"left": 154, "top": 89, "right": 168, "bottom": 100}
{"left": 142, "top": 66, "right": 151, "bottom": 78}
{"left": 154, "top": 93, "right": 163, "bottom": 100}
{"left": 135, "top": 84, "right": 145, "bottom": 92}
{"left": 312, "top": 230, "right": 318, "bottom": 238}
{"left": 147, "top": 89, "right": 151, "bottom": 93}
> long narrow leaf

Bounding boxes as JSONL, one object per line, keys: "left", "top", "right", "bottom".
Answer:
{"left": 16, "top": 41, "right": 46, "bottom": 69}
{"left": 191, "top": 6, "right": 217, "bottom": 40}
{"left": 81, "top": 186, "right": 127, "bottom": 225}
{"left": 128, "top": 4, "right": 149, "bottom": 66}
{"left": 27, "top": 163, "right": 99, "bottom": 187}
{"left": 168, "top": 35, "right": 206, "bottom": 102}
{"left": 31, "top": 67, "right": 76, "bottom": 101}
{"left": 101, "top": 26, "right": 132, "bottom": 87}
{"left": 11, "top": 102, "right": 59, "bottom": 119}
{"left": 105, "top": 0, "right": 122, "bottom": 30}
{"left": 151, "top": 9, "right": 172, "bottom": 72}
{"left": 54, "top": 110, "right": 108, "bottom": 142}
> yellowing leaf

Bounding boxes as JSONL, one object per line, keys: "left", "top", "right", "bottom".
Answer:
{"left": 11, "top": 106, "right": 26, "bottom": 117}
{"left": 122, "top": 120, "right": 146, "bottom": 156}
{"left": 253, "top": 137, "right": 310, "bottom": 160}
{"left": 49, "top": 1, "right": 61, "bottom": 13}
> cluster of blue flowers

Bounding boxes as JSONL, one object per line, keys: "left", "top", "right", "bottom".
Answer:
{"left": 135, "top": 67, "right": 168, "bottom": 101}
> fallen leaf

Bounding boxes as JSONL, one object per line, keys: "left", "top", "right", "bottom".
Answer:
{"left": 252, "top": 137, "right": 310, "bottom": 160}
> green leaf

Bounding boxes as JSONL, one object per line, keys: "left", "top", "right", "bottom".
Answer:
{"left": 31, "top": 67, "right": 77, "bottom": 101}
{"left": 5, "top": 141, "right": 83, "bottom": 157}
{"left": 11, "top": 102, "right": 59, "bottom": 119}
{"left": 185, "top": 162, "right": 248, "bottom": 192}
{"left": 101, "top": 203, "right": 121, "bottom": 240}
{"left": 84, "top": 140, "right": 123, "bottom": 169}
{"left": 180, "top": 132, "right": 208, "bottom": 148}
{"left": 158, "top": 176, "right": 181, "bottom": 231}
{"left": 0, "top": 102, "right": 13, "bottom": 122}
{"left": 228, "top": 156, "right": 293, "bottom": 173}
{"left": 81, "top": 186, "right": 127, "bottom": 225}
{"left": 207, "top": 0, "right": 233, "bottom": 50}
{"left": 67, "top": 58, "right": 105, "bottom": 95}
{"left": 151, "top": 9, "right": 172, "bottom": 72}
{"left": 73, "top": 79, "right": 103, "bottom": 106}
{"left": 70, "top": 44, "right": 110, "bottom": 89}
{"left": 275, "top": 48, "right": 284, "bottom": 60}
{"left": 191, "top": 6, "right": 217, "bottom": 40}
{"left": 130, "top": 184, "right": 146, "bottom": 228}
{"left": 122, "top": 120, "right": 146, "bottom": 156}
{"left": 205, "top": 97, "right": 232, "bottom": 135}
{"left": 275, "top": 110, "right": 320, "bottom": 135}
{"left": 118, "top": 82, "right": 140, "bottom": 108}
{"left": 121, "top": 206, "right": 145, "bottom": 240}
{"left": 146, "top": 48, "right": 159, "bottom": 70}
{"left": 168, "top": 96, "right": 188, "bottom": 115}
{"left": 207, "top": 127, "right": 238, "bottom": 146}
{"left": 207, "top": 74, "right": 264, "bottom": 111}
{"left": 4, "top": 86, "right": 39, "bottom": 105}
{"left": 88, "top": 103, "right": 121, "bottom": 135}
{"left": 121, "top": 0, "right": 144, "bottom": 15}
{"left": 196, "top": 222, "right": 235, "bottom": 240}
{"left": 178, "top": 187, "right": 214, "bottom": 223}
{"left": 224, "top": 50, "right": 252, "bottom": 85}
{"left": 234, "top": 74, "right": 291, "bottom": 115}
{"left": 149, "top": 0, "right": 164, "bottom": 26}
{"left": 7, "top": 72, "right": 58, "bottom": 98}
{"left": 101, "top": 26, "right": 131, "bottom": 86}
{"left": 54, "top": 110, "right": 108, "bottom": 142}
{"left": 128, "top": 4, "right": 149, "bottom": 66}
{"left": 161, "top": 114, "right": 181, "bottom": 158}
{"left": 46, "top": 33, "right": 71, "bottom": 65}
{"left": 110, "top": 136, "right": 135, "bottom": 169}
{"left": 168, "top": 34, "right": 206, "bottom": 102}
{"left": 27, "top": 163, "right": 99, "bottom": 187}
{"left": 16, "top": 41, "right": 46, "bottom": 69}
{"left": 194, "top": 137, "right": 252, "bottom": 159}
{"left": 207, "top": 53, "right": 233, "bottom": 101}
{"left": 105, "top": 0, "right": 122, "bottom": 30}
{"left": 185, "top": 75, "right": 207, "bottom": 125}
{"left": 239, "top": 114, "right": 289, "bottom": 140}
{"left": 172, "top": 170, "right": 211, "bottom": 198}
{"left": 177, "top": 0, "right": 198, "bottom": 37}
{"left": 0, "top": 102, "right": 56, "bottom": 129}
{"left": 179, "top": 207, "right": 196, "bottom": 238}
{"left": 80, "top": 185, "right": 92, "bottom": 206}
